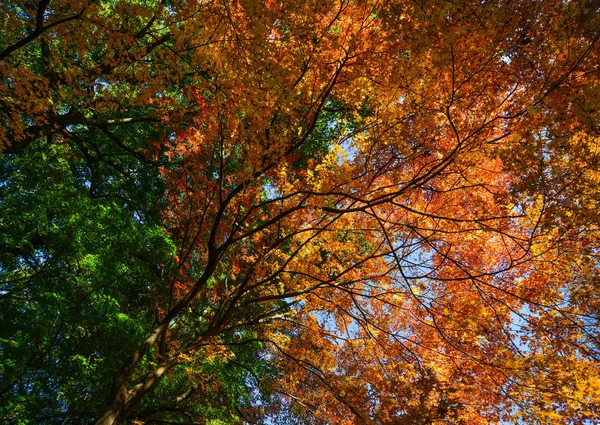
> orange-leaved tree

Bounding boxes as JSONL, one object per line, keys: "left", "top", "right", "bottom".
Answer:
{"left": 2, "top": 1, "right": 600, "bottom": 424}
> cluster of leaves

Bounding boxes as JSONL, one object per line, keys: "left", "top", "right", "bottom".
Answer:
{"left": 0, "top": 137, "right": 170, "bottom": 422}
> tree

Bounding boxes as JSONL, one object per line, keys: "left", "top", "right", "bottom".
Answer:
{"left": 1, "top": 1, "right": 600, "bottom": 424}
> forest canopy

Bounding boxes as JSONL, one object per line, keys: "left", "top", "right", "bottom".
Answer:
{"left": 1, "top": 0, "right": 600, "bottom": 424}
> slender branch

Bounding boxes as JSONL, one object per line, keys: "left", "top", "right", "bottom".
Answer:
{"left": 0, "top": 5, "right": 88, "bottom": 61}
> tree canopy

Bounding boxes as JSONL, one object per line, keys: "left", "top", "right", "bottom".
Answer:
{"left": 1, "top": 1, "right": 600, "bottom": 424}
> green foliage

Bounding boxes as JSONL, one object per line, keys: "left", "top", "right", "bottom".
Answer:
{"left": 135, "top": 335, "right": 273, "bottom": 425}
{"left": 0, "top": 139, "right": 175, "bottom": 423}
{"left": 297, "top": 100, "right": 352, "bottom": 168}
{"left": 0, "top": 124, "right": 275, "bottom": 424}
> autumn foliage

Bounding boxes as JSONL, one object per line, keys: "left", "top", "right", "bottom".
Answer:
{"left": 1, "top": 0, "right": 600, "bottom": 424}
